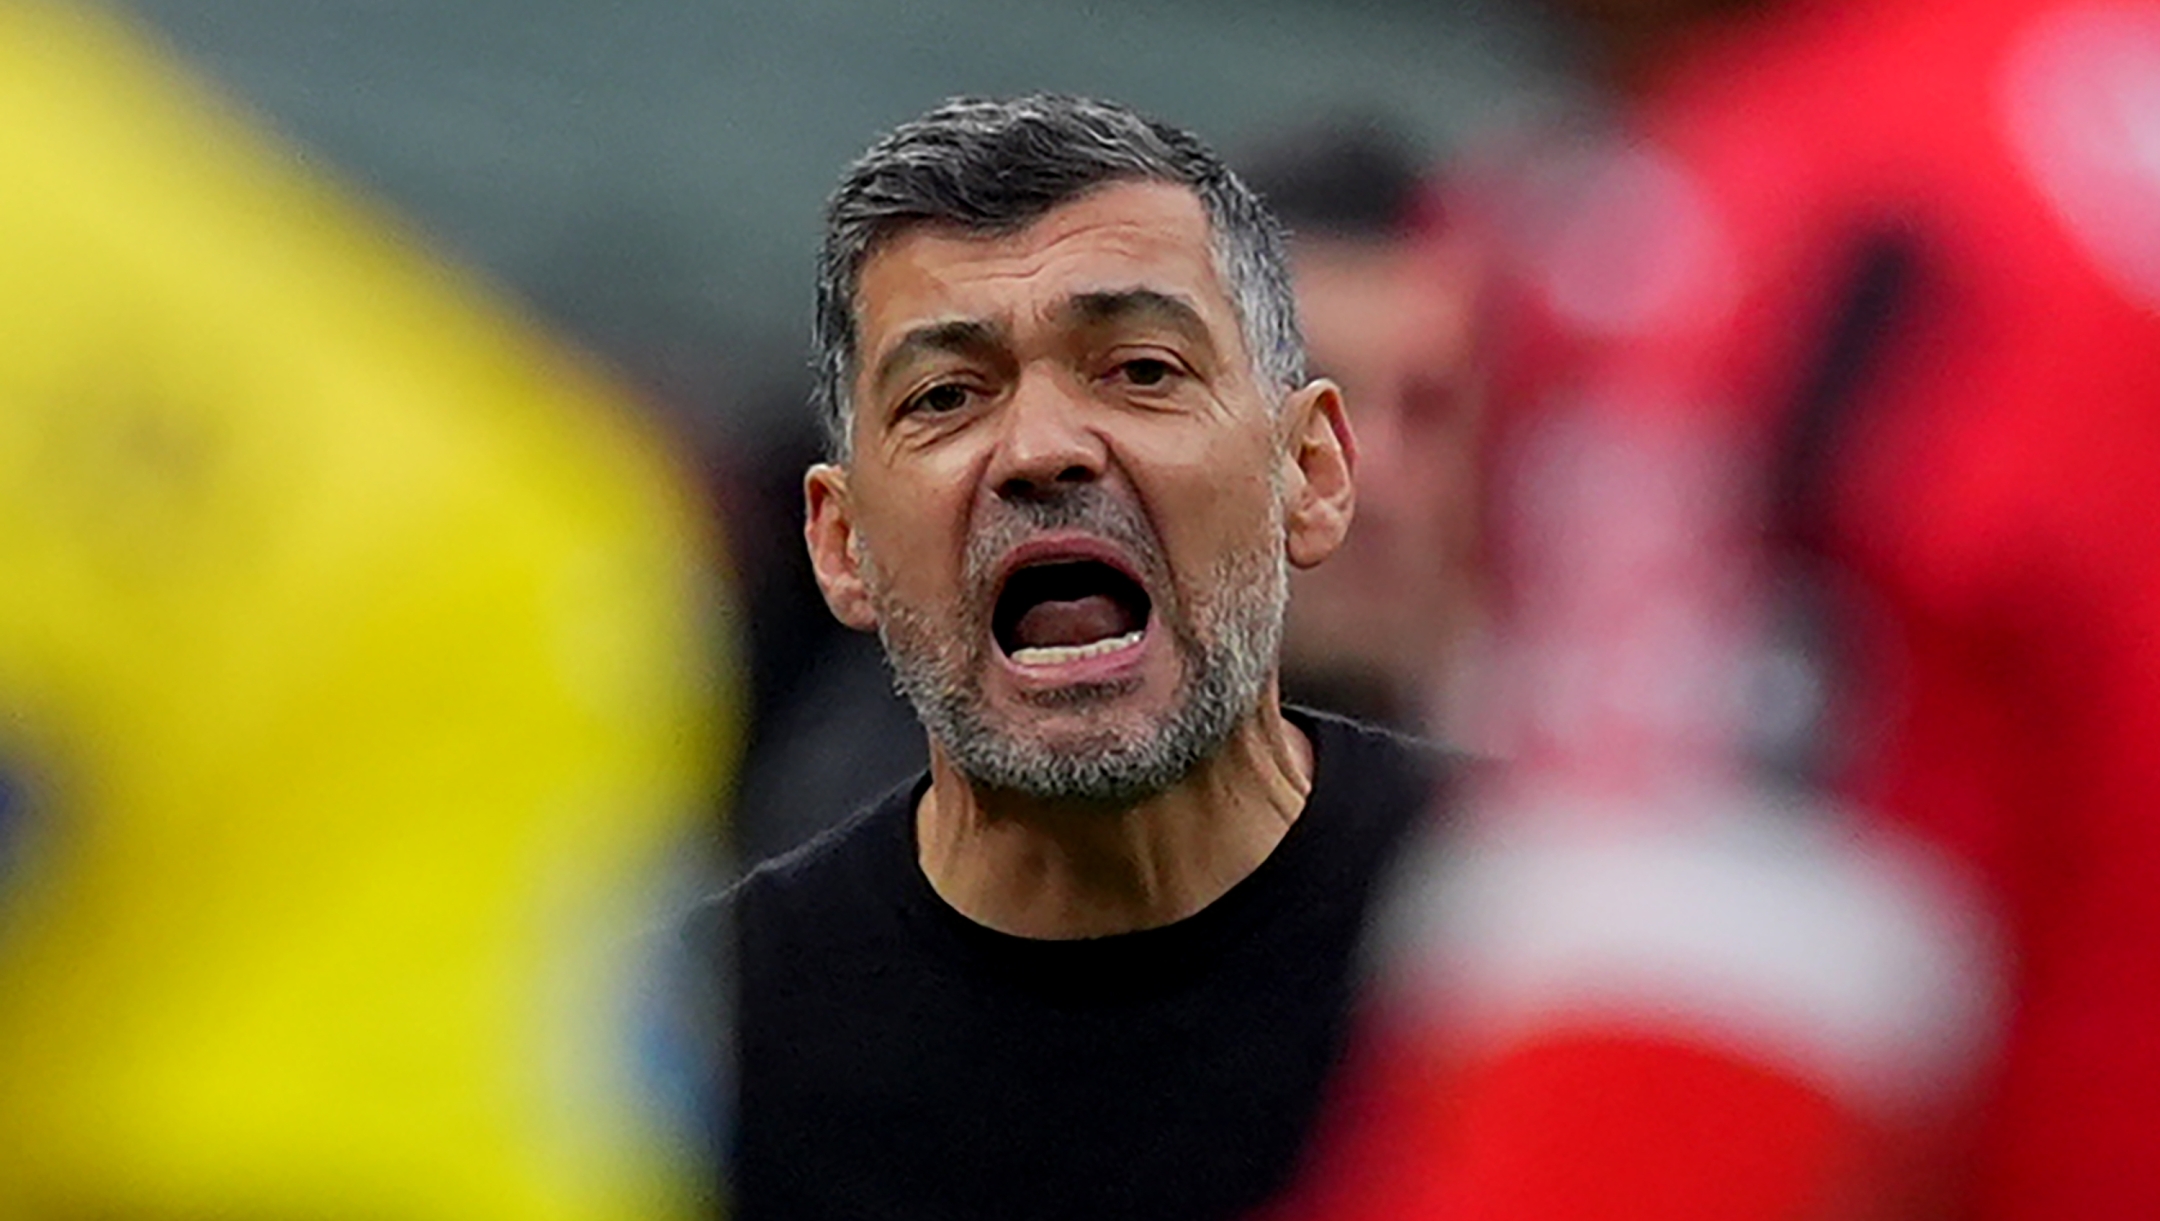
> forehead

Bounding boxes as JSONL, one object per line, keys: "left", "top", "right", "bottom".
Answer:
{"left": 853, "top": 180, "right": 1238, "bottom": 362}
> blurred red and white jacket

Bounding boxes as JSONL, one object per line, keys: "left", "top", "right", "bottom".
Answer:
{"left": 1282, "top": 0, "right": 2160, "bottom": 1217}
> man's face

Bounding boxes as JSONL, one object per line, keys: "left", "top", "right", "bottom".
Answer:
{"left": 807, "top": 181, "right": 1333, "bottom": 802}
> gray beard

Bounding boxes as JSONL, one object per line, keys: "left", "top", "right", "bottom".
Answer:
{"left": 865, "top": 483, "right": 1287, "bottom": 805}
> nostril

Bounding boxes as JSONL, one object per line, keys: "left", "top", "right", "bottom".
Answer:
{"left": 998, "top": 464, "right": 1097, "bottom": 502}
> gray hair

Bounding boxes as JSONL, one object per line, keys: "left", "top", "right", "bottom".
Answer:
{"left": 811, "top": 94, "right": 1305, "bottom": 460}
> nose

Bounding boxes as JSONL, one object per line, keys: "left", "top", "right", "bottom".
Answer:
{"left": 986, "top": 370, "right": 1106, "bottom": 503}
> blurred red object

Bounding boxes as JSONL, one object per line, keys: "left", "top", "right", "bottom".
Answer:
{"left": 1282, "top": 0, "right": 2160, "bottom": 1216}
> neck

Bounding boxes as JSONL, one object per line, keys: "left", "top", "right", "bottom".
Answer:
{"left": 915, "top": 694, "right": 1315, "bottom": 939}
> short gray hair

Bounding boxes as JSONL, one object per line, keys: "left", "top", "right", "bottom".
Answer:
{"left": 811, "top": 94, "right": 1305, "bottom": 460}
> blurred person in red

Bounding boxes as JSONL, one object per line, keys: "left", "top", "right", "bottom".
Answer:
{"left": 1280, "top": 0, "right": 2160, "bottom": 1217}
{"left": 1239, "top": 121, "right": 1488, "bottom": 735}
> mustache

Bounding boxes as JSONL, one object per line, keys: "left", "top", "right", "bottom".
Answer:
{"left": 963, "top": 485, "right": 1168, "bottom": 601}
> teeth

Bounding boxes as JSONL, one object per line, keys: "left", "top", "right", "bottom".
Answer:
{"left": 1010, "top": 629, "right": 1145, "bottom": 667}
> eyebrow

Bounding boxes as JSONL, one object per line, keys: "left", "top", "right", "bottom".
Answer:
{"left": 865, "top": 289, "right": 1220, "bottom": 400}
{"left": 1059, "top": 288, "right": 1217, "bottom": 354}
{"left": 868, "top": 318, "right": 1007, "bottom": 399}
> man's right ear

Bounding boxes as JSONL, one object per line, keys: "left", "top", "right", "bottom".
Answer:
{"left": 804, "top": 462, "right": 879, "bottom": 631}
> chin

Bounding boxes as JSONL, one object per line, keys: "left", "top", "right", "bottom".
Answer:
{"left": 952, "top": 686, "right": 1220, "bottom": 804}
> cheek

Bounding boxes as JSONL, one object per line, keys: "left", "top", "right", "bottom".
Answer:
{"left": 852, "top": 464, "right": 980, "bottom": 607}
{"left": 1129, "top": 423, "right": 1284, "bottom": 580}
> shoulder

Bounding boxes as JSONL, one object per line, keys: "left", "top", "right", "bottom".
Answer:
{"left": 1297, "top": 706, "right": 1465, "bottom": 801}
{"left": 690, "top": 780, "right": 920, "bottom": 957}
{"left": 1292, "top": 707, "right": 1476, "bottom": 866}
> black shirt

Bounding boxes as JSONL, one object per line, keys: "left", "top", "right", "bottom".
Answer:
{"left": 722, "top": 708, "right": 1444, "bottom": 1221}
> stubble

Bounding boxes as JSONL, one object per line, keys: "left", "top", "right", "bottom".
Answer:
{"left": 864, "top": 480, "right": 1287, "bottom": 805}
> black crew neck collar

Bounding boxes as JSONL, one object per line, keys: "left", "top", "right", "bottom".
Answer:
{"left": 890, "top": 707, "right": 1351, "bottom": 999}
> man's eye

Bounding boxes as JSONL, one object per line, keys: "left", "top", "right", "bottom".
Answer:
{"left": 1116, "top": 358, "right": 1178, "bottom": 388}
{"left": 907, "top": 383, "right": 974, "bottom": 415}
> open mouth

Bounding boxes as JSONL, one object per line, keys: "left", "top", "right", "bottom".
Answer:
{"left": 992, "top": 559, "right": 1153, "bottom": 666}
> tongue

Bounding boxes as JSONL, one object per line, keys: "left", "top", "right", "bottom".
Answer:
{"left": 1011, "top": 595, "right": 1132, "bottom": 650}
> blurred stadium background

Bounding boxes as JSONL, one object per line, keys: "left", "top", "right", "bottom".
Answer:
{"left": 18, "top": 2, "right": 2156, "bottom": 1217}
{"left": 114, "top": 0, "right": 1571, "bottom": 446}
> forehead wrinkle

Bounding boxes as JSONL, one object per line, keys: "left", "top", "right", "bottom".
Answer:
{"left": 854, "top": 185, "right": 1262, "bottom": 423}
{"left": 1056, "top": 287, "right": 1219, "bottom": 354}
{"left": 868, "top": 317, "right": 1010, "bottom": 398}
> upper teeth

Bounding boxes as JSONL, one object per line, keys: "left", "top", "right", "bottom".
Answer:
{"left": 1010, "top": 629, "right": 1144, "bottom": 667}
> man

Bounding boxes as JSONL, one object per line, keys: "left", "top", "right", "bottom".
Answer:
{"left": 720, "top": 95, "right": 1446, "bottom": 1221}
{"left": 1239, "top": 121, "right": 1485, "bottom": 733}
{"left": 1282, "top": 0, "right": 2160, "bottom": 1217}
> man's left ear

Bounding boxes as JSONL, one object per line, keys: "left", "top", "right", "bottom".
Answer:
{"left": 1280, "top": 378, "right": 1356, "bottom": 570}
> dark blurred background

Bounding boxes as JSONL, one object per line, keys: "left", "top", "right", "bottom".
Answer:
{"left": 114, "top": 0, "right": 1569, "bottom": 443}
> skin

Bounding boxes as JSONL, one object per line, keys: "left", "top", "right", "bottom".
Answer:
{"left": 804, "top": 180, "right": 1357, "bottom": 938}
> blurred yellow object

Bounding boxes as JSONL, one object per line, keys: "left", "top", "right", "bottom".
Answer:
{"left": 0, "top": 1, "right": 734, "bottom": 1218}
